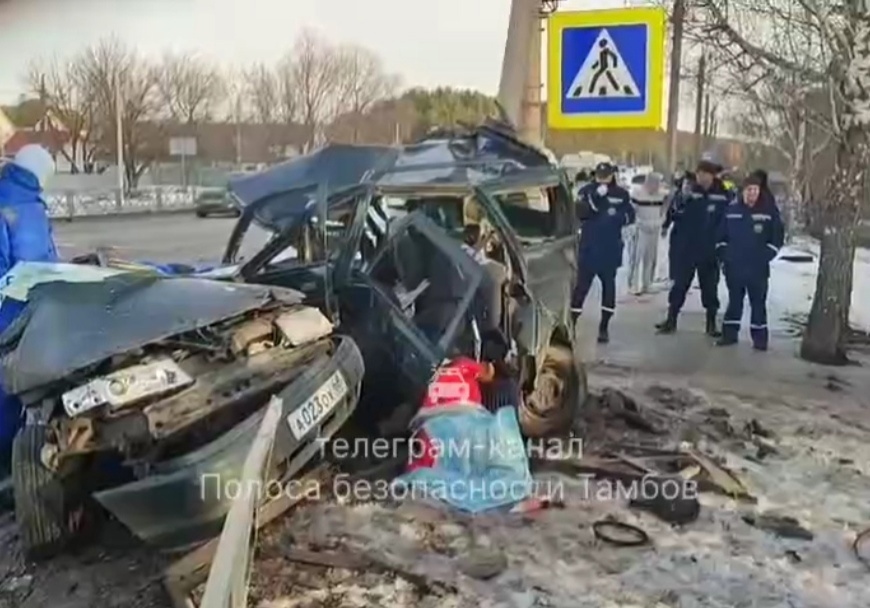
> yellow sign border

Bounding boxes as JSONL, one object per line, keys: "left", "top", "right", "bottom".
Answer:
{"left": 547, "top": 7, "right": 666, "bottom": 130}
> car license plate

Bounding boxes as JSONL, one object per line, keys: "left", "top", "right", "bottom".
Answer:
{"left": 286, "top": 371, "right": 348, "bottom": 440}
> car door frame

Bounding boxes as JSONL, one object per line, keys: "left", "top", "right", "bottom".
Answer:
{"left": 349, "top": 210, "right": 487, "bottom": 385}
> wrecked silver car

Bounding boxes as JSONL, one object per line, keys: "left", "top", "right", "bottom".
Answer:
{"left": 0, "top": 267, "right": 363, "bottom": 557}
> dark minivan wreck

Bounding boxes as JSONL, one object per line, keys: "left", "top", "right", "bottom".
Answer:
{"left": 220, "top": 120, "right": 587, "bottom": 437}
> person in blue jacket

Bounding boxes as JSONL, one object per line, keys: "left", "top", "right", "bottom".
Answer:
{"left": 571, "top": 162, "right": 635, "bottom": 344}
{"left": 0, "top": 144, "right": 58, "bottom": 472}
{"left": 715, "top": 171, "right": 784, "bottom": 350}
{"left": 656, "top": 154, "right": 734, "bottom": 336}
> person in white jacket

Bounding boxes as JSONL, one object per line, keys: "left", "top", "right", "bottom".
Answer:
{"left": 626, "top": 172, "right": 667, "bottom": 295}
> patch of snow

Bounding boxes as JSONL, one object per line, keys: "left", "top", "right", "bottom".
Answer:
{"left": 770, "top": 239, "right": 870, "bottom": 331}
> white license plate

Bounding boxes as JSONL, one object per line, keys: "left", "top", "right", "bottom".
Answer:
{"left": 286, "top": 371, "right": 348, "bottom": 440}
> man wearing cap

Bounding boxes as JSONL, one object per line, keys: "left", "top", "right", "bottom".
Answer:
{"left": 656, "top": 154, "right": 734, "bottom": 336}
{"left": 627, "top": 172, "right": 667, "bottom": 295}
{"left": 0, "top": 144, "right": 58, "bottom": 471}
{"left": 715, "top": 171, "right": 784, "bottom": 350}
{"left": 572, "top": 161, "right": 635, "bottom": 344}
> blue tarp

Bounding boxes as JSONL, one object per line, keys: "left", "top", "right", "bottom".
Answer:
{"left": 393, "top": 406, "right": 532, "bottom": 513}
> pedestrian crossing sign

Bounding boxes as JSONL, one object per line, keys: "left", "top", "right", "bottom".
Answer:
{"left": 547, "top": 7, "right": 666, "bottom": 130}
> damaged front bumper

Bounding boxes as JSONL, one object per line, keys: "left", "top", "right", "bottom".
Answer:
{"left": 93, "top": 335, "right": 363, "bottom": 550}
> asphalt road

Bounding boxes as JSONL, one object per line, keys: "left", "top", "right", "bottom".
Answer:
{"left": 52, "top": 213, "right": 270, "bottom": 265}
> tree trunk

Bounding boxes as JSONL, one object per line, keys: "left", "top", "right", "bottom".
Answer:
{"left": 800, "top": 8, "right": 870, "bottom": 364}
{"left": 800, "top": 196, "right": 857, "bottom": 365}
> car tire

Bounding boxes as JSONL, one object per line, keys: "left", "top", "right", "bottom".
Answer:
{"left": 518, "top": 344, "right": 582, "bottom": 438}
{"left": 12, "top": 425, "right": 78, "bottom": 560}
{"left": 195, "top": 210, "right": 206, "bottom": 218}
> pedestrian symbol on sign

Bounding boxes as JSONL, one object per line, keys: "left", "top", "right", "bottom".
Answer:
{"left": 567, "top": 29, "right": 640, "bottom": 99}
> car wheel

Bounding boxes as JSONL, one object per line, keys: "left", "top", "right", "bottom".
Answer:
{"left": 195, "top": 210, "right": 206, "bottom": 218}
{"left": 12, "top": 425, "right": 80, "bottom": 560}
{"left": 518, "top": 343, "right": 582, "bottom": 438}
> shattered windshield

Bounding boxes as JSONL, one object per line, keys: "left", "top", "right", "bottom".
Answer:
{"left": 235, "top": 193, "right": 361, "bottom": 270}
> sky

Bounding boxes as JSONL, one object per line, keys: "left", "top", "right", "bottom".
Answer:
{"left": 0, "top": 0, "right": 707, "bottom": 131}
{"left": 0, "top": 0, "right": 641, "bottom": 100}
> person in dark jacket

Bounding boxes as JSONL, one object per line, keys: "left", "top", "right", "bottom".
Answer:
{"left": 656, "top": 155, "right": 734, "bottom": 336}
{"left": 715, "top": 172, "right": 784, "bottom": 350}
{"left": 572, "top": 162, "right": 635, "bottom": 344}
{"left": 0, "top": 144, "right": 58, "bottom": 471}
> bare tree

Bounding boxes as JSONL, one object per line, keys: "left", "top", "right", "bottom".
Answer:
{"left": 290, "top": 29, "right": 344, "bottom": 151}
{"left": 694, "top": 0, "right": 870, "bottom": 364}
{"left": 331, "top": 44, "right": 400, "bottom": 142}
{"left": 25, "top": 57, "right": 97, "bottom": 173}
{"left": 156, "top": 52, "right": 224, "bottom": 123}
{"left": 245, "top": 63, "right": 279, "bottom": 124}
{"left": 274, "top": 55, "right": 299, "bottom": 125}
{"left": 726, "top": 71, "right": 834, "bottom": 232}
{"left": 76, "top": 38, "right": 161, "bottom": 189}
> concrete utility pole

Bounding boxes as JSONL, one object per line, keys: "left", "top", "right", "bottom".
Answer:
{"left": 693, "top": 51, "right": 707, "bottom": 161}
{"left": 665, "top": 0, "right": 686, "bottom": 173}
{"left": 499, "top": 0, "right": 538, "bottom": 135}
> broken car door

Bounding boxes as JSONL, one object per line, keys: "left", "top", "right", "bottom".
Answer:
{"left": 354, "top": 211, "right": 485, "bottom": 388}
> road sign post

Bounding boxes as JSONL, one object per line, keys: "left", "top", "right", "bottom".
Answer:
{"left": 547, "top": 7, "right": 666, "bottom": 130}
{"left": 169, "top": 137, "right": 197, "bottom": 191}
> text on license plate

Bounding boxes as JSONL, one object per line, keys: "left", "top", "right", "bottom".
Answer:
{"left": 286, "top": 371, "right": 348, "bottom": 440}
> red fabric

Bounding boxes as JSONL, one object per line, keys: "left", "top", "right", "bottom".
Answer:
{"left": 420, "top": 357, "right": 486, "bottom": 411}
{"left": 406, "top": 357, "right": 487, "bottom": 472}
{"left": 405, "top": 428, "right": 436, "bottom": 473}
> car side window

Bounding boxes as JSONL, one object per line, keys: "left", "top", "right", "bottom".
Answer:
{"left": 498, "top": 190, "right": 554, "bottom": 240}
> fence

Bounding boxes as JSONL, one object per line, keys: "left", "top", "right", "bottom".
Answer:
{"left": 199, "top": 396, "right": 283, "bottom": 608}
{"left": 44, "top": 186, "right": 201, "bottom": 219}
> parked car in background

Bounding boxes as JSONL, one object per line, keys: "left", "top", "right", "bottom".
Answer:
{"left": 195, "top": 187, "right": 239, "bottom": 218}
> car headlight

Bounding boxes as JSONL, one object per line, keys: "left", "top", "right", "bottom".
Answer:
{"left": 61, "top": 357, "right": 194, "bottom": 417}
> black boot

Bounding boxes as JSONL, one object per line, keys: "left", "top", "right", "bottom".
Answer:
{"left": 656, "top": 311, "right": 677, "bottom": 334}
{"left": 598, "top": 312, "right": 612, "bottom": 344}
{"left": 705, "top": 310, "right": 721, "bottom": 338}
{"left": 716, "top": 325, "right": 738, "bottom": 346}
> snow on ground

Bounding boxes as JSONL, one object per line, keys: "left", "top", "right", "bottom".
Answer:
{"left": 249, "top": 378, "right": 870, "bottom": 608}
{"left": 768, "top": 239, "right": 870, "bottom": 331}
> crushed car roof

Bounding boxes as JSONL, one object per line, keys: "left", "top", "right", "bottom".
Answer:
{"left": 0, "top": 272, "right": 303, "bottom": 393}
{"left": 228, "top": 121, "right": 561, "bottom": 232}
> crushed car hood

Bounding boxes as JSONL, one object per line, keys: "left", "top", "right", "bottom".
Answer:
{"left": 228, "top": 120, "right": 554, "bottom": 233}
{"left": 0, "top": 273, "right": 304, "bottom": 393}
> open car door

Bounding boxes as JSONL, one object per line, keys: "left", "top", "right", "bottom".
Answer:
{"left": 350, "top": 211, "right": 485, "bottom": 388}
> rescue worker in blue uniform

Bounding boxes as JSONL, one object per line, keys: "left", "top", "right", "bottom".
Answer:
{"left": 715, "top": 171, "right": 784, "bottom": 350}
{"left": 656, "top": 155, "right": 733, "bottom": 336}
{"left": 662, "top": 171, "right": 694, "bottom": 282}
{"left": 571, "top": 162, "right": 635, "bottom": 344}
{"left": 0, "top": 144, "right": 58, "bottom": 472}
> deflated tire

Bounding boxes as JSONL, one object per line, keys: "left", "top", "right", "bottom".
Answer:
{"left": 12, "top": 425, "right": 79, "bottom": 559}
